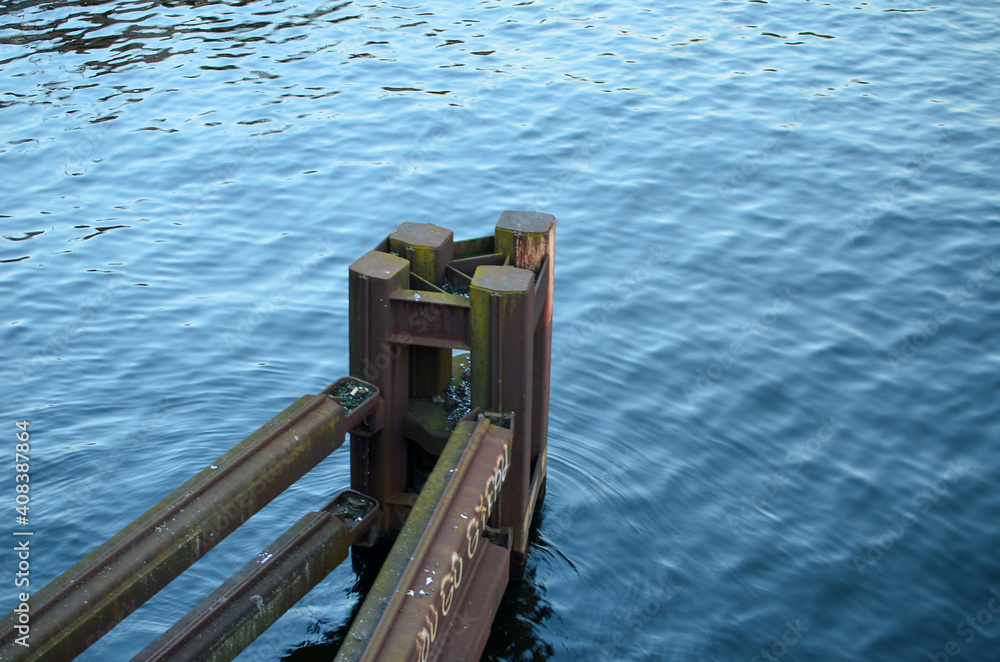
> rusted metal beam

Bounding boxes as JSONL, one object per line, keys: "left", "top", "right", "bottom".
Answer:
{"left": 132, "top": 490, "right": 379, "bottom": 662}
{"left": 470, "top": 266, "right": 535, "bottom": 562}
{"left": 425, "top": 537, "right": 509, "bottom": 660}
{"left": 521, "top": 452, "right": 547, "bottom": 549}
{"left": 359, "top": 415, "right": 509, "bottom": 661}
{"left": 335, "top": 416, "right": 484, "bottom": 661}
{"left": 444, "top": 265, "right": 472, "bottom": 291}
{"left": 447, "top": 252, "right": 507, "bottom": 279}
{"left": 389, "top": 223, "right": 456, "bottom": 399}
{"left": 410, "top": 273, "right": 446, "bottom": 294}
{"left": 453, "top": 234, "right": 494, "bottom": 260}
{"left": 389, "top": 289, "right": 471, "bottom": 350}
{"left": 335, "top": 413, "right": 511, "bottom": 662}
{"left": 533, "top": 256, "right": 550, "bottom": 327}
{"left": 0, "top": 378, "right": 379, "bottom": 662}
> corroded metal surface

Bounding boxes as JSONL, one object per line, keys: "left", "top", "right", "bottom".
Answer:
{"left": 0, "top": 378, "right": 379, "bottom": 662}
{"left": 497, "top": 212, "right": 556, "bottom": 484}
{"left": 132, "top": 490, "right": 379, "bottom": 662}
{"left": 388, "top": 289, "right": 471, "bottom": 350}
{"left": 388, "top": 222, "right": 454, "bottom": 285}
{"left": 2, "top": 213, "right": 555, "bottom": 662}
{"left": 496, "top": 211, "right": 556, "bottom": 273}
{"left": 334, "top": 416, "right": 485, "bottom": 661}
{"left": 337, "top": 414, "right": 511, "bottom": 662}
{"left": 470, "top": 266, "right": 536, "bottom": 561}
{"left": 352, "top": 213, "right": 555, "bottom": 577}
{"left": 350, "top": 252, "right": 411, "bottom": 534}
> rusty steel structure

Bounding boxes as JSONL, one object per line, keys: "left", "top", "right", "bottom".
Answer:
{"left": 0, "top": 211, "right": 555, "bottom": 662}
{"left": 335, "top": 414, "right": 513, "bottom": 662}
{"left": 0, "top": 377, "right": 381, "bottom": 662}
{"left": 134, "top": 490, "right": 379, "bottom": 662}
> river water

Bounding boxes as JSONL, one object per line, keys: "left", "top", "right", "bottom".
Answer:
{"left": 2, "top": 1, "right": 998, "bottom": 660}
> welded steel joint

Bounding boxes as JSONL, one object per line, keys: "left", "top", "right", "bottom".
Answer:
{"left": 347, "top": 212, "right": 555, "bottom": 557}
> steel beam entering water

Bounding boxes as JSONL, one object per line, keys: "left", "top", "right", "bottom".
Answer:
{"left": 0, "top": 378, "right": 380, "bottom": 662}
{"left": 132, "top": 490, "right": 379, "bottom": 662}
{"left": 0, "top": 211, "right": 555, "bottom": 661}
{"left": 336, "top": 413, "right": 511, "bottom": 662}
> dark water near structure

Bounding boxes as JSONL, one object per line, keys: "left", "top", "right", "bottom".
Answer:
{"left": 2, "top": 1, "right": 999, "bottom": 660}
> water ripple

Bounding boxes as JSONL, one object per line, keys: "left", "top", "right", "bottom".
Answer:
{"left": 2, "top": 2, "right": 998, "bottom": 661}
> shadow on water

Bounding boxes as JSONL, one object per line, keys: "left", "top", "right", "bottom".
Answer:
{"left": 279, "top": 508, "right": 556, "bottom": 661}
{"left": 480, "top": 506, "right": 557, "bottom": 662}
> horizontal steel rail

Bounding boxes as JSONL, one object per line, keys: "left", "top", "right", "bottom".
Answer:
{"left": 0, "top": 378, "right": 379, "bottom": 662}
{"left": 133, "top": 490, "right": 379, "bottom": 662}
{"left": 0, "top": 212, "right": 555, "bottom": 661}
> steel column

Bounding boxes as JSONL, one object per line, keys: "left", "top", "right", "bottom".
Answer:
{"left": 495, "top": 211, "right": 556, "bottom": 479}
{"left": 350, "top": 251, "right": 411, "bottom": 533}
{"left": 388, "top": 223, "right": 455, "bottom": 398}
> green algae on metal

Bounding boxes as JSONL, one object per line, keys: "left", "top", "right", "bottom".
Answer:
{"left": 329, "top": 380, "right": 373, "bottom": 413}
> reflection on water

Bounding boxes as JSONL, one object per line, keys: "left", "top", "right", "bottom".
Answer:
{"left": 482, "top": 512, "right": 556, "bottom": 662}
{"left": 1, "top": 0, "right": 322, "bottom": 69}
{"left": 274, "top": 514, "right": 557, "bottom": 660}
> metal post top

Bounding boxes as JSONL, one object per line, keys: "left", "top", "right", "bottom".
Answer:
{"left": 497, "top": 211, "right": 556, "bottom": 234}
{"left": 350, "top": 250, "right": 409, "bottom": 277}
{"left": 471, "top": 265, "right": 535, "bottom": 293}
{"left": 389, "top": 221, "right": 453, "bottom": 248}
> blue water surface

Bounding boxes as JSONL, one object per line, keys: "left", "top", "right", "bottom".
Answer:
{"left": 2, "top": 1, "right": 999, "bottom": 660}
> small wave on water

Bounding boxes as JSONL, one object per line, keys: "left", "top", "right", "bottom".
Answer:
{"left": 2, "top": 1, "right": 998, "bottom": 660}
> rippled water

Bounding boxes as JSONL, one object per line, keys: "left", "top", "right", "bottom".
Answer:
{"left": 2, "top": 1, "right": 999, "bottom": 660}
